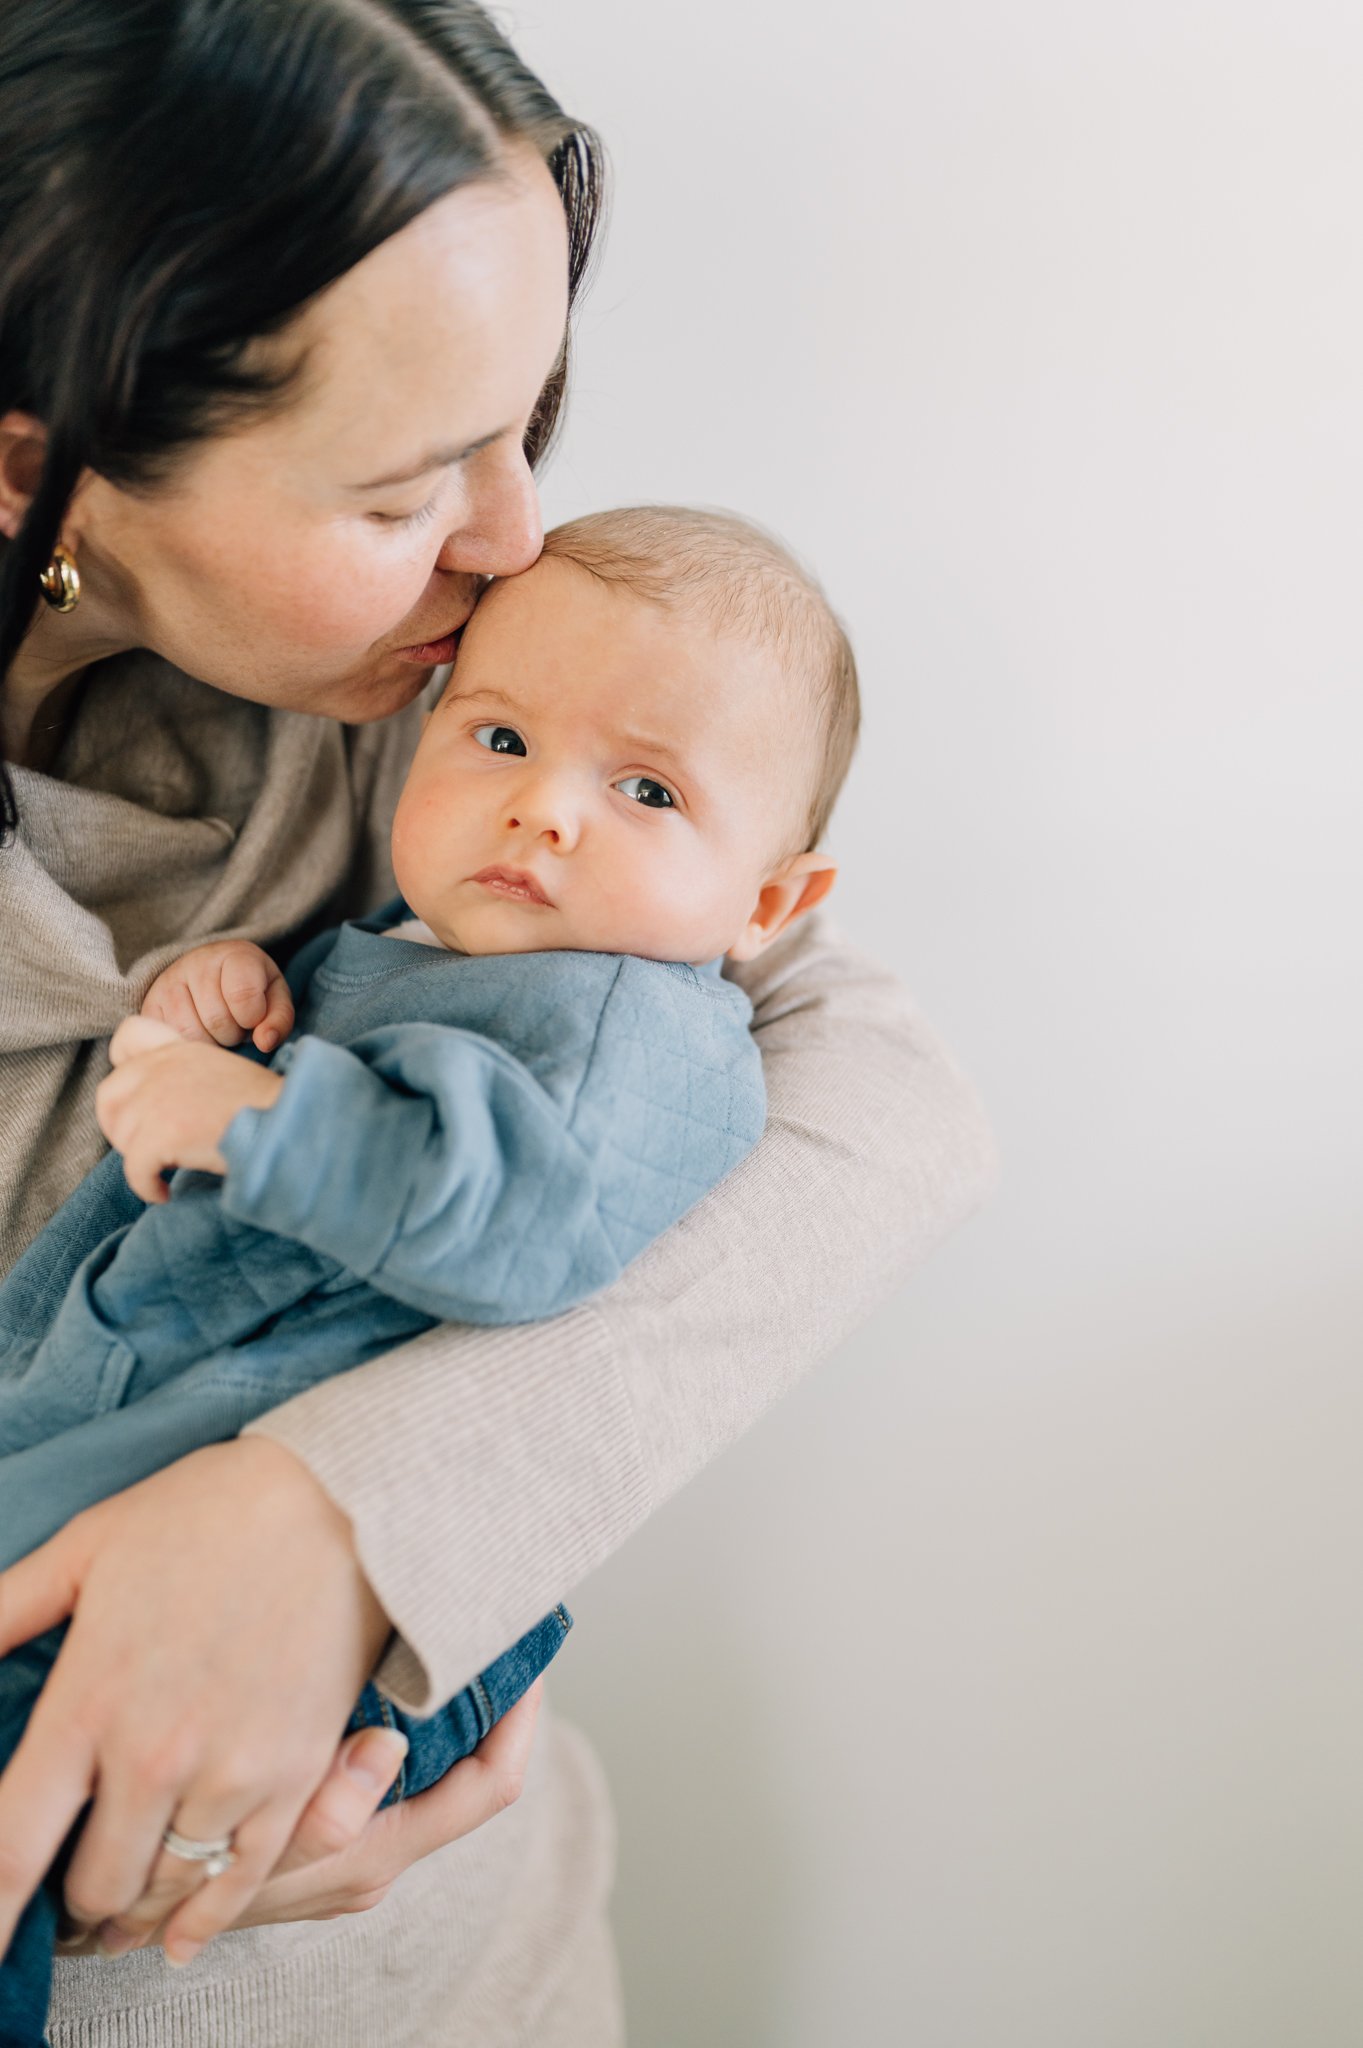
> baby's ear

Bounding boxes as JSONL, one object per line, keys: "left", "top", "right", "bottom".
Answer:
{"left": 727, "top": 851, "right": 838, "bottom": 963}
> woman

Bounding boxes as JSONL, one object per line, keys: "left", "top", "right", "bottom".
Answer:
{"left": 0, "top": 2, "right": 996, "bottom": 2042}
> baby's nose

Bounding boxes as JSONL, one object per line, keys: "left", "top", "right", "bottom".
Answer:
{"left": 504, "top": 788, "right": 580, "bottom": 848}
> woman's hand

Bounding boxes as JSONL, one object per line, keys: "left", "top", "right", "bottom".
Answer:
{"left": 51, "top": 1683, "right": 543, "bottom": 1957}
{"left": 0, "top": 1437, "right": 397, "bottom": 1968}
{"left": 234, "top": 1681, "right": 541, "bottom": 1923}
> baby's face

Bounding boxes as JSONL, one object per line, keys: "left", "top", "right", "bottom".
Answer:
{"left": 390, "top": 553, "right": 811, "bottom": 962}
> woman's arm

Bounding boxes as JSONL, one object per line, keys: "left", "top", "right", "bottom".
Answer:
{"left": 241, "top": 910, "right": 1000, "bottom": 1710}
{"left": 0, "top": 911, "right": 994, "bottom": 1966}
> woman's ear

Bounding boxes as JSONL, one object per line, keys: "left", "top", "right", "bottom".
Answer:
{"left": 0, "top": 412, "right": 49, "bottom": 540}
{"left": 727, "top": 850, "right": 838, "bottom": 963}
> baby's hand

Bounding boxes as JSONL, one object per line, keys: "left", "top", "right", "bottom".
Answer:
{"left": 142, "top": 940, "right": 294, "bottom": 1054}
{"left": 96, "top": 1017, "right": 286, "bottom": 1204}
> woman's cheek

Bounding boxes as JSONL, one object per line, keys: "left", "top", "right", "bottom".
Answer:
{"left": 291, "top": 537, "right": 433, "bottom": 653}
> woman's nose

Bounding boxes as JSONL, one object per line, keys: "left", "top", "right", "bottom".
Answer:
{"left": 436, "top": 443, "right": 543, "bottom": 580}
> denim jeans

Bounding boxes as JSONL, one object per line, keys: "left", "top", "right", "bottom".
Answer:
{"left": 0, "top": 1602, "right": 572, "bottom": 2048}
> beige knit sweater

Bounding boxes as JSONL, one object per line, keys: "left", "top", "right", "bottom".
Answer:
{"left": 0, "top": 650, "right": 997, "bottom": 2045}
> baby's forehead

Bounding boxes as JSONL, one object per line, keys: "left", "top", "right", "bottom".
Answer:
{"left": 470, "top": 557, "right": 805, "bottom": 719}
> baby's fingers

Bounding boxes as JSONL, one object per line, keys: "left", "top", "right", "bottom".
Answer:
{"left": 144, "top": 976, "right": 224, "bottom": 1047}
{"left": 180, "top": 955, "right": 253, "bottom": 1047}
{"left": 108, "top": 1016, "right": 182, "bottom": 1066}
{"left": 211, "top": 946, "right": 292, "bottom": 1053}
{"left": 249, "top": 964, "right": 294, "bottom": 1056}
{"left": 120, "top": 1139, "right": 172, "bottom": 1205}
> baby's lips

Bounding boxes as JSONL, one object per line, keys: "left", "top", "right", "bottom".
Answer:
{"left": 469, "top": 865, "right": 554, "bottom": 907}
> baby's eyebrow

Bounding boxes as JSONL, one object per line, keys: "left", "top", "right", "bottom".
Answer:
{"left": 447, "top": 684, "right": 521, "bottom": 714}
{"left": 616, "top": 728, "right": 686, "bottom": 770}
{"left": 445, "top": 686, "right": 689, "bottom": 771}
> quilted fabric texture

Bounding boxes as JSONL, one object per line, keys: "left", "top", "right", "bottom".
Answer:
{"left": 0, "top": 902, "right": 767, "bottom": 1443}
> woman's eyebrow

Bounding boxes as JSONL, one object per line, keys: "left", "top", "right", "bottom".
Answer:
{"left": 349, "top": 426, "right": 508, "bottom": 492}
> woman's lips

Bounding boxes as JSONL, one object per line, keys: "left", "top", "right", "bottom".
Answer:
{"left": 469, "top": 866, "right": 553, "bottom": 907}
{"left": 394, "top": 629, "right": 463, "bottom": 665}
{"left": 394, "top": 602, "right": 478, "bottom": 664}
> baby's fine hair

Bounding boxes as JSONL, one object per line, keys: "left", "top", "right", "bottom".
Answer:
{"left": 541, "top": 505, "right": 859, "bottom": 852}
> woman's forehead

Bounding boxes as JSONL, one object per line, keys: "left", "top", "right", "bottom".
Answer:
{"left": 228, "top": 162, "right": 569, "bottom": 491}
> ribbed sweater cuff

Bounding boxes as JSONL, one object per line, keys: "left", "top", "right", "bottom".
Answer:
{"left": 241, "top": 1304, "right": 650, "bottom": 1714}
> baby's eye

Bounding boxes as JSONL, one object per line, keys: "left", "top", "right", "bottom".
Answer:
{"left": 615, "top": 775, "right": 675, "bottom": 810}
{"left": 473, "top": 724, "right": 527, "bottom": 755}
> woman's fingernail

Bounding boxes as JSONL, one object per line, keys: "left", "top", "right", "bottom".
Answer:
{"left": 166, "top": 1939, "right": 203, "bottom": 1968}
{"left": 96, "top": 1923, "right": 137, "bottom": 1957}
{"left": 344, "top": 1728, "right": 409, "bottom": 1791}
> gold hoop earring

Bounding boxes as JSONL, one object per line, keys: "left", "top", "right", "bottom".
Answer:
{"left": 38, "top": 543, "right": 81, "bottom": 613}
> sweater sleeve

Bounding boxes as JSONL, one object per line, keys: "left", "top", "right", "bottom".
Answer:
{"left": 240, "top": 912, "right": 1000, "bottom": 1712}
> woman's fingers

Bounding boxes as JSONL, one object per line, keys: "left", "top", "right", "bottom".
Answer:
{"left": 0, "top": 1521, "right": 83, "bottom": 1657}
{"left": 267, "top": 1726, "right": 410, "bottom": 1878}
{"left": 60, "top": 1728, "right": 279, "bottom": 1943}
{"left": 0, "top": 1704, "right": 97, "bottom": 1960}
{"left": 0, "top": 1532, "right": 101, "bottom": 1952}
{"left": 102, "top": 1797, "right": 304, "bottom": 1966}
{"left": 366, "top": 1682, "right": 544, "bottom": 1867}
{"left": 59, "top": 1762, "right": 181, "bottom": 1935}
{"left": 220, "top": 1683, "right": 545, "bottom": 1935}
{"left": 448, "top": 1679, "right": 542, "bottom": 1822}
{"left": 0, "top": 1440, "right": 395, "bottom": 1961}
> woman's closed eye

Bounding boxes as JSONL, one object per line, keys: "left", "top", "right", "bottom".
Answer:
{"left": 473, "top": 723, "right": 528, "bottom": 755}
{"left": 371, "top": 496, "right": 441, "bottom": 530}
{"left": 615, "top": 774, "right": 675, "bottom": 809}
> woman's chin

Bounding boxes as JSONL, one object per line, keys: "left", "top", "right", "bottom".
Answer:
{"left": 338, "top": 661, "right": 442, "bottom": 723}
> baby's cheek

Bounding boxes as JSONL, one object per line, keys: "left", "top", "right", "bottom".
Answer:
{"left": 634, "top": 851, "right": 738, "bottom": 957}
{"left": 388, "top": 798, "right": 426, "bottom": 897}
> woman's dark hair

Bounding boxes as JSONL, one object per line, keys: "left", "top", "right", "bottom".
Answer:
{"left": 0, "top": 0, "right": 605, "bottom": 838}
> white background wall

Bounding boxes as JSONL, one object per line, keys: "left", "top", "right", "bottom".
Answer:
{"left": 509, "top": 5, "right": 1362, "bottom": 2042}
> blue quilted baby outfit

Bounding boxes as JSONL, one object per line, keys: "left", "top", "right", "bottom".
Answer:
{"left": 0, "top": 901, "right": 765, "bottom": 2046}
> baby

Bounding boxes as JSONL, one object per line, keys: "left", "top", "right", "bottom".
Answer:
{"left": 0, "top": 506, "right": 858, "bottom": 2011}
